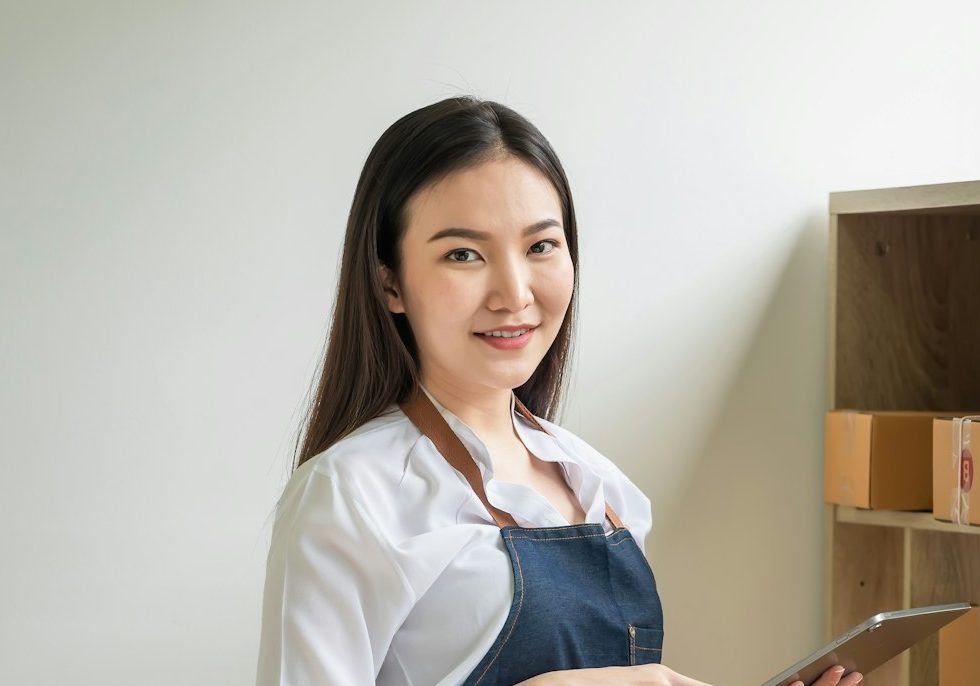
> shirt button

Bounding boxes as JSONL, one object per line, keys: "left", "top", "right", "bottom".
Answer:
{"left": 629, "top": 626, "right": 636, "bottom": 637}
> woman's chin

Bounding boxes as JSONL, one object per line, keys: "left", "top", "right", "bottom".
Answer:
{"left": 481, "top": 364, "right": 541, "bottom": 391}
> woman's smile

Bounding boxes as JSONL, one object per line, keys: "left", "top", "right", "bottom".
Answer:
{"left": 474, "top": 326, "right": 536, "bottom": 350}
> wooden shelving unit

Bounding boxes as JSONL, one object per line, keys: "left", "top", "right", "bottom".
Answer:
{"left": 836, "top": 506, "right": 980, "bottom": 536}
{"left": 824, "top": 180, "right": 980, "bottom": 686}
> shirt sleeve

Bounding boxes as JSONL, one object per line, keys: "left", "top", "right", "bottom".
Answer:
{"left": 255, "top": 466, "right": 416, "bottom": 686}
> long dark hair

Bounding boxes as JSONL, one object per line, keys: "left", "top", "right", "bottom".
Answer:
{"left": 293, "top": 96, "right": 580, "bottom": 470}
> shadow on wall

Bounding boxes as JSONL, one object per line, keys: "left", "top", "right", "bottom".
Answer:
{"left": 626, "top": 208, "right": 830, "bottom": 685}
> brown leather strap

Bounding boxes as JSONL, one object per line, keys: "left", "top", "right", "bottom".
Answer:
{"left": 400, "top": 386, "right": 625, "bottom": 531}
{"left": 400, "top": 386, "right": 518, "bottom": 528}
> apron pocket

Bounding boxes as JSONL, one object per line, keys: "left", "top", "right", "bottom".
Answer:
{"left": 628, "top": 624, "right": 663, "bottom": 666}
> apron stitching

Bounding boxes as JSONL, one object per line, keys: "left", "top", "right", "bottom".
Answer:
{"left": 473, "top": 533, "right": 527, "bottom": 685}
{"left": 635, "top": 646, "right": 662, "bottom": 652}
{"left": 507, "top": 532, "right": 607, "bottom": 542}
{"left": 503, "top": 524, "right": 604, "bottom": 533}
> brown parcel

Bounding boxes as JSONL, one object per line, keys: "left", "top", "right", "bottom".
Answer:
{"left": 940, "top": 607, "right": 980, "bottom": 686}
{"left": 824, "top": 410, "right": 979, "bottom": 511}
{"left": 933, "top": 417, "right": 980, "bottom": 526}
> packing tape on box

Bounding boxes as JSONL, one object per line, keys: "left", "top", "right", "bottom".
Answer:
{"left": 951, "top": 416, "right": 980, "bottom": 526}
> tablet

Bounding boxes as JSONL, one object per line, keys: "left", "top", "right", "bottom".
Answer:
{"left": 758, "top": 602, "right": 973, "bottom": 686}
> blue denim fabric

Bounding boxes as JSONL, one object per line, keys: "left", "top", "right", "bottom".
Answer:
{"left": 461, "top": 522, "right": 664, "bottom": 686}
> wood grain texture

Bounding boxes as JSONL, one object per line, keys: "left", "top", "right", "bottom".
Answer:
{"left": 836, "top": 506, "right": 980, "bottom": 536}
{"left": 832, "top": 522, "right": 905, "bottom": 686}
{"left": 830, "top": 180, "right": 980, "bottom": 214}
{"left": 834, "top": 213, "right": 980, "bottom": 411}
{"left": 827, "top": 214, "right": 838, "bottom": 411}
{"left": 824, "top": 504, "right": 835, "bottom": 642}
{"left": 908, "top": 531, "right": 980, "bottom": 686}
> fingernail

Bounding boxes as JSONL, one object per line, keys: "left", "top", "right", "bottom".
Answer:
{"left": 833, "top": 666, "right": 845, "bottom": 674}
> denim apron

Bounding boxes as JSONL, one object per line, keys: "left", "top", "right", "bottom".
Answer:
{"left": 399, "top": 387, "right": 664, "bottom": 686}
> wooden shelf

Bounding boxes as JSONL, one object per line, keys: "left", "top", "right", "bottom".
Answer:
{"left": 835, "top": 505, "right": 980, "bottom": 536}
{"left": 829, "top": 179, "right": 980, "bottom": 214}
{"left": 824, "top": 179, "right": 980, "bottom": 686}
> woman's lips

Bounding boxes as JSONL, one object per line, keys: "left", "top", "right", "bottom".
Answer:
{"left": 473, "top": 327, "right": 535, "bottom": 350}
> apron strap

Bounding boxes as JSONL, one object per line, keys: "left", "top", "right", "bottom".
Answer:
{"left": 399, "top": 386, "right": 626, "bottom": 531}
{"left": 400, "top": 386, "right": 518, "bottom": 528}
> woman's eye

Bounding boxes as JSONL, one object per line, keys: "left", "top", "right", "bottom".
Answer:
{"left": 446, "top": 239, "right": 558, "bottom": 262}
{"left": 446, "top": 248, "right": 480, "bottom": 262}
{"left": 530, "top": 239, "right": 559, "bottom": 255}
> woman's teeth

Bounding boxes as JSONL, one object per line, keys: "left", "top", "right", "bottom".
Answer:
{"left": 478, "top": 329, "right": 529, "bottom": 338}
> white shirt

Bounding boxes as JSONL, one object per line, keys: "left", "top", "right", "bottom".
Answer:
{"left": 255, "top": 385, "right": 653, "bottom": 686}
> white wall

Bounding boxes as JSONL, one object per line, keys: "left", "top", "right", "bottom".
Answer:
{"left": 3, "top": 1, "right": 980, "bottom": 684}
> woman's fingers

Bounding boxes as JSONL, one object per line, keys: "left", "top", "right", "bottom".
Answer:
{"left": 805, "top": 665, "right": 863, "bottom": 686}
{"left": 817, "top": 665, "right": 846, "bottom": 684}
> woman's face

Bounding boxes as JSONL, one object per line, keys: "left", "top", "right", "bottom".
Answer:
{"left": 381, "top": 154, "right": 574, "bottom": 397}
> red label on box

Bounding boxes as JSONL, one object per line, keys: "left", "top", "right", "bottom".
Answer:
{"left": 962, "top": 449, "right": 974, "bottom": 494}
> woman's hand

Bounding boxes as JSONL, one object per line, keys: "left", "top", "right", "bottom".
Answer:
{"left": 513, "top": 663, "right": 712, "bottom": 685}
{"left": 514, "top": 662, "right": 863, "bottom": 685}
{"left": 788, "top": 664, "right": 864, "bottom": 686}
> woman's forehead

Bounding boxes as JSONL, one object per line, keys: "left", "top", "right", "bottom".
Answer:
{"left": 404, "top": 157, "right": 562, "bottom": 240}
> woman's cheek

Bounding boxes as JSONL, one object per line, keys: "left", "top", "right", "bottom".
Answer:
{"left": 546, "top": 259, "right": 575, "bottom": 309}
{"left": 441, "top": 272, "right": 483, "bottom": 309}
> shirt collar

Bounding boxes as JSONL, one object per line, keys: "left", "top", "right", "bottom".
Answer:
{"left": 415, "top": 383, "right": 607, "bottom": 526}
{"left": 416, "top": 384, "right": 580, "bottom": 472}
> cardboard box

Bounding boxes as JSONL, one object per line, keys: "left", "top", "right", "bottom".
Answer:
{"left": 933, "top": 417, "right": 980, "bottom": 526}
{"left": 824, "top": 410, "right": 961, "bottom": 510}
{"left": 940, "top": 607, "right": 980, "bottom": 686}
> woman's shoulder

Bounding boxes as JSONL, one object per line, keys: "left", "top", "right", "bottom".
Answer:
{"left": 297, "top": 405, "right": 418, "bottom": 484}
{"left": 272, "top": 405, "right": 423, "bottom": 535}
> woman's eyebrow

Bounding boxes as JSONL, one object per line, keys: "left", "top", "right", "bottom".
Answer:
{"left": 427, "top": 218, "right": 561, "bottom": 243}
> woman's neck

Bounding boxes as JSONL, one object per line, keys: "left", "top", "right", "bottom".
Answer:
{"left": 420, "top": 376, "right": 517, "bottom": 442}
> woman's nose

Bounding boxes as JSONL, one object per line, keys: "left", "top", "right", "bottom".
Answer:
{"left": 487, "top": 258, "right": 534, "bottom": 312}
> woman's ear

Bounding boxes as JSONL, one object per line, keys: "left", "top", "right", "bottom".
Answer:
{"left": 378, "top": 264, "right": 406, "bottom": 314}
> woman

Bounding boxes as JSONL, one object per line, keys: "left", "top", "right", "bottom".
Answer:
{"left": 255, "top": 97, "right": 861, "bottom": 686}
